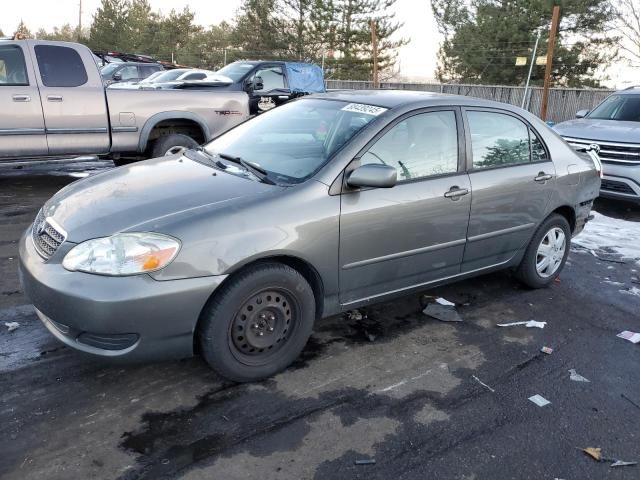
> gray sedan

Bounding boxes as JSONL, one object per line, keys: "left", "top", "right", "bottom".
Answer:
{"left": 19, "top": 91, "right": 601, "bottom": 381}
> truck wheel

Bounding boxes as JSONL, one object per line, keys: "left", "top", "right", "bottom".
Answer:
{"left": 151, "top": 133, "right": 199, "bottom": 158}
{"left": 515, "top": 213, "right": 571, "bottom": 289}
{"left": 198, "top": 263, "right": 316, "bottom": 382}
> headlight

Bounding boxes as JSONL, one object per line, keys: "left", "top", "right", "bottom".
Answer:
{"left": 63, "top": 232, "right": 180, "bottom": 276}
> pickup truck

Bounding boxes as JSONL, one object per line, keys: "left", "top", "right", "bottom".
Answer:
{"left": 0, "top": 39, "right": 249, "bottom": 166}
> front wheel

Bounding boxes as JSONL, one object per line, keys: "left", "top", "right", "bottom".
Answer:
{"left": 198, "top": 263, "right": 316, "bottom": 382}
{"left": 150, "top": 133, "right": 199, "bottom": 158}
{"left": 515, "top": 213, "right": 571, "bottom": 288}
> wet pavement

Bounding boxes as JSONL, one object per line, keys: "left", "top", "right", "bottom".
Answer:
{"left": 1, "top": 162, "right": 639, "bottom": 480}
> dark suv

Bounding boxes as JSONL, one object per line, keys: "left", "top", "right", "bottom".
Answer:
{"left": 100, "top": 62, "right": 163, "bottom": 85}
{"left": 554, "top": 86, "right": 640, "bottom": 204}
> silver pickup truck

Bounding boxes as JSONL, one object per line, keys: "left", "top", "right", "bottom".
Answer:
{"left": 0, "top": 40, "right": 249, "bottom": 166}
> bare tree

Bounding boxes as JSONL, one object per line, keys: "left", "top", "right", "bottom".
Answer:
{"left": 613, "top": 0, "right": 640, "bottom": 63}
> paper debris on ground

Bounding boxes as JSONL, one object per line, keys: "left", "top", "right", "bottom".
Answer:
{"left": 497, "top": 320, "right": 546, "bottom": 329}
{"left": 435, "top": 297, "right": 455, "bottom": 306}
{"left": 4, "top": 322, "right": 19, "bottom": 332}
{"left": 528, "top": 394, "right": 551, "bottom": 407}
{"left": 583, "top": 447, "right": 602, "bottom": 461}
{"left": 540, "top": 346, "right": 554, "bottom": 354}
{"left": 423, "top": 303, "right": 462, "bottom": 322}
{"left": 346, "top": 309, "right": 365, "bottom": 321}
{"left": 569, "top": 369, "right": 590, "bottom": 383}
{"left": 472, "top": 375, "right": 495, "bottom": 393}
{"left": 610, "top": 460, "right": 638, "bottom": 467}
{"left": 617, "top": 331, "right": 640, "bottom": 344}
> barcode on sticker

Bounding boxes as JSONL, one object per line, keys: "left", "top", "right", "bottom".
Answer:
{"left": 341, "top": 103, "right": 388, "bottom": 116}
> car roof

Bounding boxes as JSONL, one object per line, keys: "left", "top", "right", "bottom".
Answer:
{"left": 615, "top": 87, "right": 640, "bottom": 95}
{"left": 310, "top": 89, "right": 520, "bottom": 111}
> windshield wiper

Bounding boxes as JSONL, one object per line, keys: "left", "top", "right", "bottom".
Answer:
{"left": 217, "top": 153, "right": 276, "bottom": 185}
{"left": 187, "top": 146, "right": 227, "bottom": 169}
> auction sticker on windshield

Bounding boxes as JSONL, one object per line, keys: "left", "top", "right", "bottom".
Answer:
{"left": 341, "top": 103, "right": 388, "bottom": 116}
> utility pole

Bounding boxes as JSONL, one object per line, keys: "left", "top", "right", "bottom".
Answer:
{"left": 371, "top": 19, "right": 379, "bottom": 89}
{"left": 77, "top": 0, "right": 82, "bottom": 41}
{"left": 540, "top": 5, "right": 560, "bottom": 121}
{"left": 521, "top": 29, "right": 541, "bottom": 109}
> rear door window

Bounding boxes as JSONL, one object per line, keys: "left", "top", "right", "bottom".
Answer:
{"left": 467, "top": 111, "right": 530, "bottom": 169}
{"left": 34, "top": 45, "right": 88, "bottom": 87}
{"left": 0, "top": 45, "right": 29, "bottom": 86}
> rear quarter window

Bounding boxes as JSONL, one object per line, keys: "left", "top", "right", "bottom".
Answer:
{"left": 34, "top": 45, "right": 88, "bottom": 87}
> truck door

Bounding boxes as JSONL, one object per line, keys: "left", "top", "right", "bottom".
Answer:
{"left": 249, "top": 64, "right": 289, "bottom": 114}
{"left": 0, "top": 43, "right": 48, "bottom": 158}
{"left": 29, "top": 42, "right": 110, "bottom": 155}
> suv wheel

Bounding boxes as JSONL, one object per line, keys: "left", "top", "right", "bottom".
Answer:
{"left": 150, "top": 133, "right": 199, "bottom": 158}
{"left": 198, "top": 263, "right": 316, "bottom": 382}
{"left": 516, "top": 213, "right": 571, "bottom": 288}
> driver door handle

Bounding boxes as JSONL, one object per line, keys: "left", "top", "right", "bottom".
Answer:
{"left": 534, "top": 172, "right": 553, "bottom": 183}
{"left": 12, "top": 94, "right": 31, "bottom": 102}
{"left": 444, "top": 186, "right": 469, "bottom": 200}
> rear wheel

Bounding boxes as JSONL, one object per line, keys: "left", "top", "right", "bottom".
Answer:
{"left": 198, "top": 263, "right": 316, "bottom": 382}
{"left": 150, "top": 133, "right": 199, "bottom": 158}
{"left": 515, "top": 213, "right": 571, "bottom": 288}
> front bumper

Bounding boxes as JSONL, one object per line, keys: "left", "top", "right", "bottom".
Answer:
{"left": 599, "top": 164, "right": 640, "bottom": 204}
{"left": 19, "top": 228, "right": 226, "bottom": 361}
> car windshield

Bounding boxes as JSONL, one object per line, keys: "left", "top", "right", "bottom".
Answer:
{"left": 100, "top": 63, "right": 120, "bottom": 76}
{"left": 588, "top": 94, "right": 640, "bottom": 122}
{"left": 203, "top": 99, "right": 386, "bottom": 184}
{"left": 216, "top": 62, "right": 255, "bottom": 82}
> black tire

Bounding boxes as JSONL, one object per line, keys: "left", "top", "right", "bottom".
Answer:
{"left": 150, "top": 133, "right": 199, "bottom": 158}
{"left": 515, "top": 213, "right": 571, "bottom": 288}
{"left": 198, "top": 263, "right": 316, "bottom": 382}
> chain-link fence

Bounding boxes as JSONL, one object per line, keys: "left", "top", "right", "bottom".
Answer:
{"left": 325, "top": 80, "right": 614, "bottom": 123}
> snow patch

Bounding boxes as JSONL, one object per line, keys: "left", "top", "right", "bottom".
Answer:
{"left": 573, "top": 212, "right": 640, "bottom": 265}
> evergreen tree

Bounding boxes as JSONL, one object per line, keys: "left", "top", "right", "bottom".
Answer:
{"left": 88, "top": 0, "right": 129, "bottom": 51}
{"left": 432, "top": 0, "right": 617, "bottom": 87}
{"left": 14, "top": 20, "right": 33, "bottom": 39}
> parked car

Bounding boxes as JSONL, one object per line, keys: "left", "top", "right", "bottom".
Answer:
{"left": 100, "top": 61, "right": 164, "bottom": 85}
{"left": 554, "top": 86, "right": 640, "bottom": 204}
{"left": 19, "top": 91, "right": 600, "bottom": 381}
{"left": 109, "top": 68, "right": 213, "bottom": 89}
{"left": 0, "top": 40, "right": 249, "bottom": 166}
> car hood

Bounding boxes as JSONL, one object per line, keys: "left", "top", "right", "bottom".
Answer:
{"left": 42, "top": 155, "right": 277, "bottom": 242}
{"left": 553, "top": 118, "right": 640, "bottom": 143}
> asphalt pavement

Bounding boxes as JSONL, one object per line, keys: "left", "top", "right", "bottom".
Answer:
{"left": 1, "top": 161, "right": 639, "bottom": 480}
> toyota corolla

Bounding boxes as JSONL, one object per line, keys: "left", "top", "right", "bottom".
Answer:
{"left": 19, "top": 91, "right": 601, "bottom": 381}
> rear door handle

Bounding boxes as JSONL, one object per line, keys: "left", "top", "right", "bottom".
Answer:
{"left": 444, "top": 186, "right": 470, "bottom": 200}
{"left": 534, "top": 172, "right": 553, "bottom": 183}
{"left": 47, "top": 95, "right": 63, "bottom": 102}
{"left": 12, "top": 94, "right": 30, "bottom": 102}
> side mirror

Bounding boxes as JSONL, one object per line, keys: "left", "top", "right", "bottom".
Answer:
{"left": 576, "top": 109, "right": 589, "bottom": 119}
{"left": 253, "top": 75, "right": 264, "bottom": 91}
{"left": 347, "top": 164, "right": 397, "bottom": 189}
{"left": 113, "top": 72, "right": 122, "bottom": 81}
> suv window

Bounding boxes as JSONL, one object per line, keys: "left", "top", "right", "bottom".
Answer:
{"left": 34, "top": 45, "right": 88, "bottom": 87}
{"left": 361, "top": 111, "right": 459, "bottom": 181}
{"left": 254, "top": 66, "right": 285, "bottom": 92}
{"left": 0, "top": 45, "right": 28, "bottom": 86}
{"left": 139, "top": 65, "right": 160, "bottom": 78}
{"left": 118, "top": 65, "right": 138, "bottom": 81}
{"left": 468, "top": 111, "right": 530, "bottom": 169}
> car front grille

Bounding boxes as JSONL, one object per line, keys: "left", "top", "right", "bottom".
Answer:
{"left": 31, "top": 209, "right": 66, "bottom": 260}
{"left": 600, "top": 179, "right": 637, "bottom": 196}
{"left": 563, "top": 137, "right": 640, "bottom": 165}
